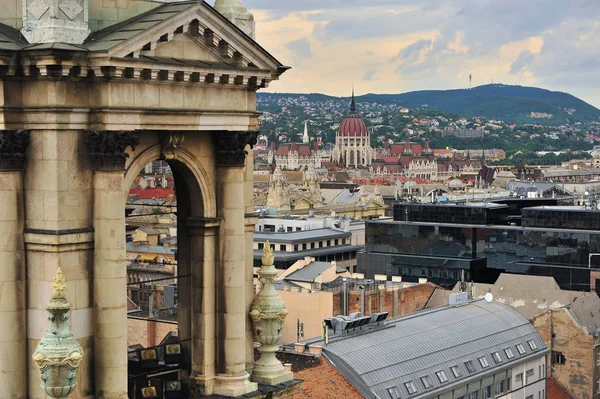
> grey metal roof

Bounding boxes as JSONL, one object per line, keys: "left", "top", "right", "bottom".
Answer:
{"left": 0, "top": 23, "right": 27, "bottom": 50}
{"left": 84, "top": 2, "right": 198, "bottom": 52}
{"left": 126, "top": 242, "right": 176, "bottom": 255}
{"left": 254, "top": 228, "right": 351, "bottom": 244}
{"left": 320, "top": 300, "right": 548, "bottom": 399}
{"left": 253, "top": 245, "right": 362, "bottom": 262}
{"left": 285, "top": 262, "right": 332, "bottom": 283}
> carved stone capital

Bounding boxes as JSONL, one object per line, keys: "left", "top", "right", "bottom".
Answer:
{"left": 160, "top": 132, "right": 185, "bottom": 161}
{"left": 85, "top": 131, "right": 139, "bottom": 171}
{"left": 213, "top": 131, "right": 258, "bottom": 167}
{"left": 0, "top": 130, "right": 30, "bottom": 171}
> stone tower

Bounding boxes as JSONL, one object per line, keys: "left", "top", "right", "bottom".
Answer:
{"left": 0, "top": 1, "right": 293, "bottom": 398}
{"left": 21, "top": 0, "right": 90, "bottom": 44}
{"left": 214, "top": 0, "right": 255, "bottom": 39}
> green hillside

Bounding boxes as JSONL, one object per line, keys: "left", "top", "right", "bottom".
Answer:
{"left": 261, "top": 85, "right": 600, "bottom": 125}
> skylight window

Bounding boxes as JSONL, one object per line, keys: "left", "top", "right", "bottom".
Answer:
{"left": 478, "top": 356, "right": 490, "bottom": 368}
{"left": 421, "top": 375, "right": 433, "bottom": 389}
{"left": 527, "top": 340, "right": 538, "bottom": 350}
{"left": 464, "top": 360, "right": 476, "bottom": 373}
{"left": 436, "top": 370, "right": 449, "bottom": 383}
{"left": 516, "top": 343, "right": 526, "bottom": 355}
{"left": 504, "top": 348, "right": 515, "bottom": 359}
{"left": 404, "top": 381, "right": 417, "bottom": 395}
{"left": 387, "top": 386, "right": 401, "bottom": 399}
{"left": 492, "top": 352, "right": 502, "bottom": 363}
{"left": 450, "top": 365, "right": 462, "bottom": 378}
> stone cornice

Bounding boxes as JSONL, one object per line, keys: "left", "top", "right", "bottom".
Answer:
{"left": 213, "top": 131, "right": 258, "bottom": 167}
{"left": 85, "top": 130, "right": 139, "bottom": 172}
{"left": 0, "top": 129, "right": 30, "bottom": 171}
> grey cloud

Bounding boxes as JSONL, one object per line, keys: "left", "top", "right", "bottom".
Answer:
{"left": 394, "top": 39, "right": 432, "bottom": 63}
{"left": 363, "top": 70, "right": 376, "bottom": 81}
{"left": 285, "top": 38, "right": 313, "bottom": 62}
{"left": 510, "top": 50, "right": 535, "bottom": 74}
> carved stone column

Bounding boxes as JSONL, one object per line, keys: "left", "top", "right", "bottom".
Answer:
{"left": 187, "top": 217, "right": 221, "bottom": 396}
{"left": 86, "top": 130, "right": 138, "bottom": 399}
{"left": 0, "top": 129, "right": 29, "bottom": 399}
{"left": 213, "top": 131, "right": 258, "bottom": 397}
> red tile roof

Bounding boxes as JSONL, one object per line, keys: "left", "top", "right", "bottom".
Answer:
{"left": 547, "top": 378, "right": 571, "bottom": 399}
{"left": 128, "top": 188, "right": 175, "bottom": 200}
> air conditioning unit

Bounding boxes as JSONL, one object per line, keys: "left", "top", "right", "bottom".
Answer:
{"left": 449, "top": 292, "right": 468, "bottom": 307}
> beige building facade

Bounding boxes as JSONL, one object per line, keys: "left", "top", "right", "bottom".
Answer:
{"left": 0, "top": 1, "right": 291, "bottom": 398}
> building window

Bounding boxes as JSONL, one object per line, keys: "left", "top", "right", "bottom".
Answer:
{"left": 420, "top": 375, "right": 433, "bottom": 389}
{"left": 464, "top": 361, "right": 476, "bottom": 373}
{"left": 504, "top": 347, "right": 515, "bottom": 359}
{"left": 311, "top": 242, "right": 315, "bottom": 249}
{"left": 327, "top": 240, "right": 331, "bottom": 246}
{"left": 478, "top": 356, "right": 489, "bottom": 368}
{"left": 597, "top": 352, "right": 600, "bottom": 366}
{"left": 495, "top": 381, "right": 505, "bottom": 395}
{"left": 527, "top": 340, "right": 538, "bottom": 350}
{"left": 387, "top": 386, "right": 401, "bottom": 399}
{"left": 526, "top": 396, "right": 533, "bottom": 399}
{"left": 516, "top": 373, "right": 523, "bottom": 385}
{"left": 404, "top": 381, "right": 417, "bottom": 395}
{"left": 258, "top": 243, "right": 264, "bottom": 250}
{"left": 516, "top": 343, "right": 526, "bottom": 355}
{"left": 280, "top": 245, "right": 287, "bottom": 251}
{"left": 319, "top": 241, "right": 323, "bottom": 248}
{"left": 294, "top": 245, "right": 299, "bottom": 252}
{"left": 450, "top": 365, "right": 461, "bottom": 378}
{"left": 302, "top": 243, "right": 307, "bottom": 250}
{"left": 469, "top": 392, "right": 478, "bottom": 399}
{"left": 483, "top": 385, "right": 492, "bottom": 399}
{"left": 492, "top": 352, "right": 502, "bottom": 363}
{"left": 435, "top": 370, "right": 448, "bottom": 383}
{"left": 287, "top": 226, "right": 293, "bottom": 232}
{"left": 506, "top": 377, "right": 511, "bottom": 391}
{"left": 526, "top": 368, "right": 534, "bottom": 384}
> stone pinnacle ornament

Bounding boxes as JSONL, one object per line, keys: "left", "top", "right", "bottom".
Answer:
{"left": 32, "top": 267, "right": 84, "bottom": 398}
{"left": 249, "top": 241, "right": 293, "bottom": 385}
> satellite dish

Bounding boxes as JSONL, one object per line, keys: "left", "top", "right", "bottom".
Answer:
{"left": 484, "top": 293, "right": 494, "bottom": 303}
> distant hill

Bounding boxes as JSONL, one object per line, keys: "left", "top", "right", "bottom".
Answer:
{"left": 260, "top": 84, "right": 600, "bottom": 125}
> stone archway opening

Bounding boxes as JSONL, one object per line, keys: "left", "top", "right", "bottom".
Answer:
{"left": 125, "top": 157, "right": 203, "bottom": 398}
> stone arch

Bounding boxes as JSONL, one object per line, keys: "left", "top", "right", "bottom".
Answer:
{"left": 124, "top": 141, "right": 216, "bottom": 218}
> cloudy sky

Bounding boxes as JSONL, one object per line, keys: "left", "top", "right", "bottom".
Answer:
{"left": 214, "top": 0, "right": 600, "bottom": 108}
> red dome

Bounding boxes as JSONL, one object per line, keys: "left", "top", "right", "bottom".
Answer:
{"left": 338, "top": 114, "right": 368, "bottom": 137}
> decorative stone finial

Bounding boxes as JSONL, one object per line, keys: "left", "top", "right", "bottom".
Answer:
{"left": 33, "top": 267, "right": 84, "bottom": 398}
{"left": 52, "top": 267, "right": 67, "bottom": 299}
{"left": 249, "top": 242, "right": 293, "bottom": 385}
{"left": 261, "top": 241, "right": 274, "bottom": 266}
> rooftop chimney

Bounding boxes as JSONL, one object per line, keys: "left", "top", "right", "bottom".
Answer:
{"left": 214, "top": 0, "right": 255, "bottom": 39}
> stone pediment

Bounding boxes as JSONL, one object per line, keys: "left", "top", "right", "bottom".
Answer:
{"left": 85, "top": 1, "right": 284, "bottom": 75}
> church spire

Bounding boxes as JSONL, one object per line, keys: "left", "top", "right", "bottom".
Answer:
{"left": 303, "top": 120, "right": 309, "bottom": 144}
{"left": 350, "top": 86, "right": 357, "bottom": 113}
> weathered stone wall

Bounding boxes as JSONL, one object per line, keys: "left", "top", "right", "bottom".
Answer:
{"left": 332, "top": 283, "right": 437, "bottom": 317}
{"left": 127, "top": 317, "right": 177, "bottom": 348}
{"left": 533, "top": 309, "right": 595, "bottom": 399}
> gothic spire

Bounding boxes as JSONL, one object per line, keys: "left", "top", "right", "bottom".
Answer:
{"left": 350, "top": 86, "right": 357, "bottom": 113}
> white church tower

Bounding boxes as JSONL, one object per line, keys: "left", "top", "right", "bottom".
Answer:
{"left": 303, "top": 120, "right": 309, "bottom": 144}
